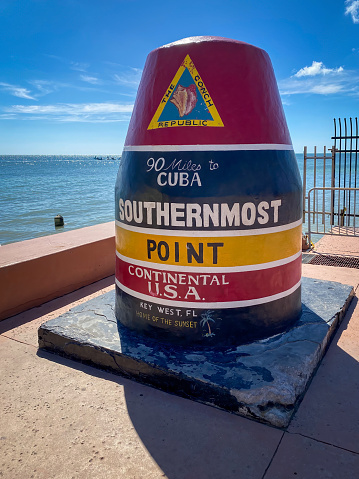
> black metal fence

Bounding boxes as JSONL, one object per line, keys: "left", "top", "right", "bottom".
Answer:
{"left": 332, "top": 117, "right": 359, "bottom": 225}
{"left": 302, "top": 118, "right": 359, "bottom": 242}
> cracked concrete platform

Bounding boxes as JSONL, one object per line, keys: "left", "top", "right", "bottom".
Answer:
{"left": 38, "top": 277, "right": 354, "bottom": 428}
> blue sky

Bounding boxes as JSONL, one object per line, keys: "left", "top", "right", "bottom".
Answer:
{"left": 0, "top": 0, "right": 358, "bottom": 154}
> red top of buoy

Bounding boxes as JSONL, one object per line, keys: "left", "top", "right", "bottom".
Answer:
{"left": 124, "top": 36, "right": 291, "bottom": 147}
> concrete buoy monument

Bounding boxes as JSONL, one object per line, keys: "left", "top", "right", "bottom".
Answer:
{"left": 115, "top": 36, "right": 303, "bottom": 346}
{"left": 39, "top": 37, "right": 354, "bottom": 426}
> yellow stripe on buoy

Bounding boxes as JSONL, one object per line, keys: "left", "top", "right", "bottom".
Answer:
{"left": 115, "top": 223, "right": 302, "bottom": 267}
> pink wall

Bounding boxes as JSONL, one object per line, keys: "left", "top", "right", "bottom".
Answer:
{"left": 0, "top": 222, "right": 115, "bottom": 320}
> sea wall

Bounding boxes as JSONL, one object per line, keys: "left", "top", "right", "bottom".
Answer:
{"left": 0, "top": 222, "right": 115, "bottom": 321}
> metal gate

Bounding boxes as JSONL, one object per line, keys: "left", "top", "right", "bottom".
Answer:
{"left": 303, "top": 117, "right": 359, "bottom": 243}
{"left": 332, "top": 117, "right": 359, "bottom": 223}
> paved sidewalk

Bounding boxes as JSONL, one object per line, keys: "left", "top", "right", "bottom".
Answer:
{"left": 1, "top": 265, "right": 359, "bottom": 479}
{"left": 313, "top": 230, "right": 359, "bottom": 257}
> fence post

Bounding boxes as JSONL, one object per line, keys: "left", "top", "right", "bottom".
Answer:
{"left": 313, "top": 146, "right": 317, "bottom": 225}
{"left": 330, "top": 147, "right": 336, "bottom": 226}
{"left": 308, "top": 189, "right": 312, "bottom": 245}
{"left": 303, "top": 146, "right": 307, "bottom": 223}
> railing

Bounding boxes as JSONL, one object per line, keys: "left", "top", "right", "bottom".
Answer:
{"left": 332, "top": 118, "right": 359, "bottom": 224}
{"left": 303, "top": 118, "right": 359, "bottom": 242}
{"left": 307, "top": 187, "right": 359, "bottom": 244}
{"left": 302, "top": 146, "right": 334, "bottom": 224}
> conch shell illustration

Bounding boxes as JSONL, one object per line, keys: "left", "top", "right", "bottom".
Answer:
{"left": 170, "top": 84, "right": 197, "bottom": 117}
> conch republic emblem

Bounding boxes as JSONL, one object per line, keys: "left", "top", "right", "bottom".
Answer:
{"left": 115, "top": 36, "right": 302, "bottom": 346}
{"left": 147, "top": 54, "right": 223, "bottom": 129}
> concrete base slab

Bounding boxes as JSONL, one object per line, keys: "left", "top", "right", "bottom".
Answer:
{"left": 38, "top": 277, "right": 354, "bottom": 428}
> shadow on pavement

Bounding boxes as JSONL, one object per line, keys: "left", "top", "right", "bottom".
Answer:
{"left": 35, "top": 286, "right": 358, "bottom": 478}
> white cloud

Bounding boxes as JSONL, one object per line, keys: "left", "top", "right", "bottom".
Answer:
{"left": 20, "top": 103, "right": 132, "bottom": 114}
{"left": 0, "top": 113, "right": 17, "bottom": 120}
{"left": 0, "top": 82, "right": 36, "bottom": 100}
{"left": 70, "top": 61, "right": 90, "bottom": 72}
{"left": 28, "top": 79, "right": 65, "bottom": 97}
{"left": 279, "top": 76, "right": 355, "bottom": 96}
{"left": 310, "top": 84, "right": 344, "bottom": 94}
{"left": 0, "top": 79, "right": 68, "bottom": 100}
{"left": 345, "top": 0, "right": 359, "bottom": 23}
{"left": 80, "top": 75, "right": 101, "bottom": 85}
{"left": 3, "top": 102, "right": 134, "bottom": 122}
{"left": 113, "top": 67, "right": 142, "bottom": 88}
{"left": 29, "top": 80, "right": 53, "bottom": 95}
{"left": 279, "top": 60, "right": 359, "bottom": 98}
{"left": 45, "top": 55, "right": 92, "bottom": 74}
{"left": 294, "top": 61, "right": 344, "bottom": 77}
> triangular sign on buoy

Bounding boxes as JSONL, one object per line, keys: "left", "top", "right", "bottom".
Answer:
{"left": 148, "top": 55, "right": 224, "bottom": 130}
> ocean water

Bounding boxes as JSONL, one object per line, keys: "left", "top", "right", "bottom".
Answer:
{"left": 0, "top": 153, "right": 313, "bottom": 246}
{"left": 0, "top": 155, "right": 120, "bottom": 245}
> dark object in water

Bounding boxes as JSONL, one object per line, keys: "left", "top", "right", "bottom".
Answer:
{"left": 54, "top": 214, "right": 64, "bottom": 227}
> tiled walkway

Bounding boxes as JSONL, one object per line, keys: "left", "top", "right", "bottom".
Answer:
{"left": 313, "top": 231, "right": 359, "bottom": 257}
{"left": 1, "top": 246, "right": 359, "bottom": 478}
